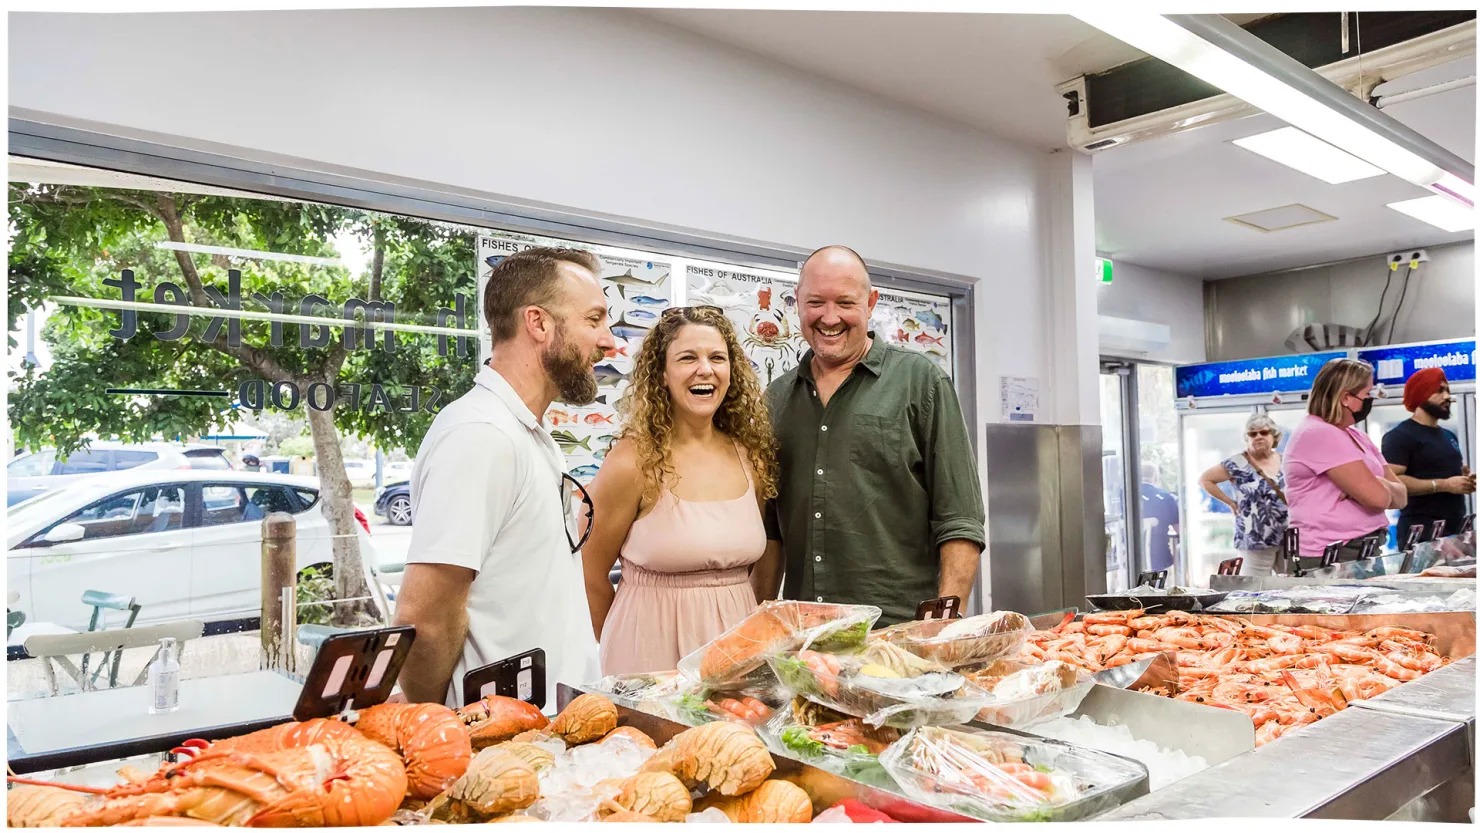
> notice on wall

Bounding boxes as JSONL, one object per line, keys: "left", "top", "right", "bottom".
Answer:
{"left": 1000, "top": 376, "right": 1039, "bottom": 423}
{"left": 477, "top": 232, "right": 672, "bottom": 483}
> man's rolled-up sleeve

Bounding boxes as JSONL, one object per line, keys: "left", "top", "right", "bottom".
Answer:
{"left": 406, "top": 423, "right": 518, "bottom": 574}
{"left": 923, "top": 373, "right": 986, "bottom": 549}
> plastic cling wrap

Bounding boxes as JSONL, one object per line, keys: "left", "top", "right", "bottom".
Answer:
{"left": 767, "top": 648, "right": 987, "bottom": 729}
{"left": 879, "top": 726, "right": 1148, "bottom": 823}
{"left": 870, "top": 611, "right": 1032, "bottom": 669}
{"left": 587, "top": 671, "right": 685, "bottom": 718}
{"left": 758, "top": 701, "right": 901, "bottom": 790}
{"left": 961, "top": 660, "right": 1096, "bottom": 729}
{"left": 658, "top": 678, "right": 785, "bottom": 729}
{"left": 678, "top": 601, "right": 882, "bottom": 688}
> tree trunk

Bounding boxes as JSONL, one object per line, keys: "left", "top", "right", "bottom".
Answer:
{"left": 302, "top": 384, "right": 378, "bottom": 626}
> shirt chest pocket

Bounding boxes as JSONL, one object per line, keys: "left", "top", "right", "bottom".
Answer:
{"left": 848, "top": 414, "right": 907, "bottom": 475}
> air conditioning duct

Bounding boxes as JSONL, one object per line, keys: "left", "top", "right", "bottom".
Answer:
{"left": 1059, "top": 13, "right": 1475, "bottom": 154}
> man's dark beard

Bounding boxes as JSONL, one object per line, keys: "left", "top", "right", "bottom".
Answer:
{"left": 1420, "top": 401, "right": 1452, "bottom": 421}
{"left": 544, "top": 328, "right": 601, "bottom": 406}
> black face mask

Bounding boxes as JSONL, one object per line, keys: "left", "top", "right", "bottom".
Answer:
{"left": 1349, "top": 394, "right": 1374, "bottom": 423}
{"left": 1420, "top": 401, "right": 1452, "bottom": 421}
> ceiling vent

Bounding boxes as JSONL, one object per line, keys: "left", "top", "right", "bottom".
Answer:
{"left": 1224, "top": 203, "right": 1336, "bottom": 232}
{"left": 1060, "top": 14, "right": 1475, "bottom": 153}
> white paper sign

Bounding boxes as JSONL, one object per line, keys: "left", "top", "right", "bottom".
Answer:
{"left": 1000, "top": 376, "right": 1040, "bottom": 423}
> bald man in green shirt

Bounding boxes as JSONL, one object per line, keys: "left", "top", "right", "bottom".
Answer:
{"left": 751, "top": 246, "right": 986, "bottom": 627}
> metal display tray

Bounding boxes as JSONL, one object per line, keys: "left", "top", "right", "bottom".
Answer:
{"left": 1097, "top": 703, "right": 1473, "bottom": 821}
{"left": 1210, "top": 574, "right": 1473, "bottom": 595}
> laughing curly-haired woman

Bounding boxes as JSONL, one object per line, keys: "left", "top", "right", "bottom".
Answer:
{"left": 582, "top": 306, "right": 779, "bottom": 675}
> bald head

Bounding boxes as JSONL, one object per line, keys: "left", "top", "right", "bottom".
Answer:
{"left": 796, "top": 244, "right": 878, "bottom": 370}
{"left": 800, "top": 245, "right": 871, "bottom": 293}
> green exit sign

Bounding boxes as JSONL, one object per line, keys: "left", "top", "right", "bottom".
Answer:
{"left": 1095, "top": 257, "right": 1113, "bottom": 284}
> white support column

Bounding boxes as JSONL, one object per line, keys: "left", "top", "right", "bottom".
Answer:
{"left": 1042, "top": 148, "right": 1101, "bottom": 427}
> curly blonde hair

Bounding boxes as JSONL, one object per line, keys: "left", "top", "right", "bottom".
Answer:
{"left": 616, "top": 307, "right": 778, "bottom": 506}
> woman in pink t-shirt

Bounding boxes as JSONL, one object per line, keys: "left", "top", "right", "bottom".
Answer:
{"left": 1282, "top": 359, "right": 1407, "bottom": 568}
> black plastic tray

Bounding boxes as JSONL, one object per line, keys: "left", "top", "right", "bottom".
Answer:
{"left": 1085, "top": 591, "right": 1228, "bottom": 613}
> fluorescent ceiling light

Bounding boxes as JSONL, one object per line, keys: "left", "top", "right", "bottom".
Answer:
{"left": 1232, "top": 127, "right": 1384, "bottom": 184}
{"left": 1075, "top": 12, "right": 1474, "bottom": 207}
{"left": 1386, "top": 196, "right": 1475, "bottom": 233}
{"left": 154, "top": 241, "right": 342, "bottom": 267}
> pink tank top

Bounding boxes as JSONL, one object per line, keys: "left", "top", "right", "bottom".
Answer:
{"left": 619, "top": 444, "right": 767, "bottom": 577}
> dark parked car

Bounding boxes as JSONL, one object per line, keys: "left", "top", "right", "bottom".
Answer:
{"left": 373, "top": 481, "right": 413, "bottom": 526}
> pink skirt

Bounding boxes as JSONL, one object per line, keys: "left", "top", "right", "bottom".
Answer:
{"left": 599, "top": 561, "right": 756, "bottom": 676}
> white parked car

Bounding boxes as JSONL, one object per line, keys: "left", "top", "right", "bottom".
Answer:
{"left": 8, "top": 442, "right": 233, "bottom": 507}
{"left": 383, "top": 461, "right": 413, "bottom": 482}
{"left": 341, "top": 459, "right": 377, "bottom": 489}
{"left": 6, "top": 470, "right": 398, "bottom": 639}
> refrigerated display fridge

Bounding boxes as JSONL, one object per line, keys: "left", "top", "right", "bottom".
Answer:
{"left": 1357, "top": 339, "right": 1476, "bottom": 546}
{"left": 1174, "top": 352, "right": 1344, "bottom": 585}
{"left": 1174, "top": 339, "right": 1476, "bottom": 585}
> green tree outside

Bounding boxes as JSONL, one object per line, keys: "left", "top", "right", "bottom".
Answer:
{"left": 8, "top": 183, "right": 478, "bottom": 623}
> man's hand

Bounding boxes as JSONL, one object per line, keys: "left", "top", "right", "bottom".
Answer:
{"left": 392, "top": 563, "right": 476, "bottom": 705}
{"left": 1443, "top": 472, "right": 1477, "bottom": 495}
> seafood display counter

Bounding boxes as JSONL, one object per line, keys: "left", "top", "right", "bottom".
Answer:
{"left": 1100, "top": 655, "right": 1475, "bottom": 822}
{"left": 6, "top": 606, "right": 1475, "bottom": 824}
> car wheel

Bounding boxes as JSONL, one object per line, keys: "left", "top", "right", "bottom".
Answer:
{"left": 387, "top": 495, "right": 413, "bottom": 526}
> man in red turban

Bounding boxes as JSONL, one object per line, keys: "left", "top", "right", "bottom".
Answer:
{"left": 1381, "top": 367, "right": 1474, "bottom": 545}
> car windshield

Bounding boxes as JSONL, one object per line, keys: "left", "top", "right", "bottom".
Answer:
{"left": 6, "top": 485, "right": 75, "bottom": 516}
{"left": 7, "top": 450, "right": 56, "bottom": 477}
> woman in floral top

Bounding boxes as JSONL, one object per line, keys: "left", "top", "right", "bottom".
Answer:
{"left": 1198, "top": 413, "right": 1289, "bottom": 575}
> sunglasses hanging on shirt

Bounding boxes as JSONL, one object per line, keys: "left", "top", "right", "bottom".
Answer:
{"left": 561, "top": 473, "right": 594, "bottom": 554}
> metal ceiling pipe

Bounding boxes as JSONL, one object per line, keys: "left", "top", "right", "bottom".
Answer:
{"left": 1166, "top": 14, "right": 1476, "bottom": 189}
{"left": 1374, "top": 75, "right": 1477, "bottom": 109}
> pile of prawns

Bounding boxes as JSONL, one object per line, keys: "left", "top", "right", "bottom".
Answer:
{"left": 1018, "top": 609, "right": 1449, "bottom": 746}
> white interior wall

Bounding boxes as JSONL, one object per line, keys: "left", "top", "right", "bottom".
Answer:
{"left": 1097, "top": 261, "right": 1208, "bottom": 365}
{"left": 1205, "top": 241, "right": 1476, "bottom": 361}
{"left": 9, "top": 6, "right": 1065, "bottom": 419}
{"left": 11, "top": 6, "right": 1102, "bottom": 612}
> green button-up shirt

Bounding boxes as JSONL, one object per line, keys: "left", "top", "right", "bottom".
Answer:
{"left": 764, "top": 335, "right": 985, "bottom": 626}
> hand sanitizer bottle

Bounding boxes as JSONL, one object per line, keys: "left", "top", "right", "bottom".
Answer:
{"left": 148, "top": 637, "right": 180, "bottom": 714}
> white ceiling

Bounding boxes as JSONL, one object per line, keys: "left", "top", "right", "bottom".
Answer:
{"left": 1093, "top": 55, "right": 1477, "bottom": 279}
{"left": 640, "top": 10, "right": 1114, "bottom": 150}
{"left": 641, "top": 9, "right": 1474, "bottom": 280}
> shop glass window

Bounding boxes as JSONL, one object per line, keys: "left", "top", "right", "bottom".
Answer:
{"left": 7, "top": 450, "right": 55, "bottom": 477}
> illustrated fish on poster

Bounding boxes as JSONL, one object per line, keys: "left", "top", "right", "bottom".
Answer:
{"left": 923, "top": 345, "right": 947, "bottom": 357}
{"left": 597, "top": 433, "right": 617, "bottom": 450}
{"left": 612, "top": 314, "right": 653, "bottom": 341}
{"left": 901, "top": 318, "right": 921, "bottom": 332}
{"left": 603, "top": 342, "right": 629, "bottom": 359}
{"left": 608, "top": 268, "right": 664, "bottom": 298}
{"left": 550, "top": 430, "right": 592, "bottom": 453}
{"left": 914, "top": 309, "right": 947, "bottom": 332}
{"left": 915, "top": 332, "right": 945, "bottom": 347}
{"left": 593, "top": 446, "right": 608, "bottom": 460}
{"left": 783, "top": 292, "right": 796, "bottom": 310}
{"left": 585, "top": 412, "right": 615, "bottom": 425}
{"left": 548, "top": 408, "right": 576, "bottom": 426}
{"left": 570, "top": 464, "right": 601, "bottom": 479}
{"left": 627, "top": 295, "right": 667, "bottom": 306}
{"left": 626, "top": 309, "right": 658, "bottom": 321}
{"left": 894, "top": 329, "right": 909, "bottom": 343}
{"left": 484, "top": 255, "right": 507, "bottom": 269}
{"left": 594, "top": 364, "right": 629, "bottom": 386}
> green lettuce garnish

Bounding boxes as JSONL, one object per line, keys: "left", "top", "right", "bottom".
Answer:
{"left": 780, "top": 725, "right": 826, "bottom": 758}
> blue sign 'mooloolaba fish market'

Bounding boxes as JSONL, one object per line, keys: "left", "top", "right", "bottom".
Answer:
{"left": 1175, "top": 351, "right": 1347, "bottom": 399}
{"left": 1356, "top": 339, "right": 1476, "bottom": 386}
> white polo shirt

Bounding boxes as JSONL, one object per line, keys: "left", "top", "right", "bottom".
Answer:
{"left": 406, "top": 364, "right": 599, "bottom": 710}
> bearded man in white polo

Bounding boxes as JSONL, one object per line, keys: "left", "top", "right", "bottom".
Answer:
{"left": 394, "top": 247, "right": 615, "bottom": 708}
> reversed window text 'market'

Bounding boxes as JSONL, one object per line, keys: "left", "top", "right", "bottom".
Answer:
{"left": 102, "top": 269, "right": 476, "bottom": 358}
